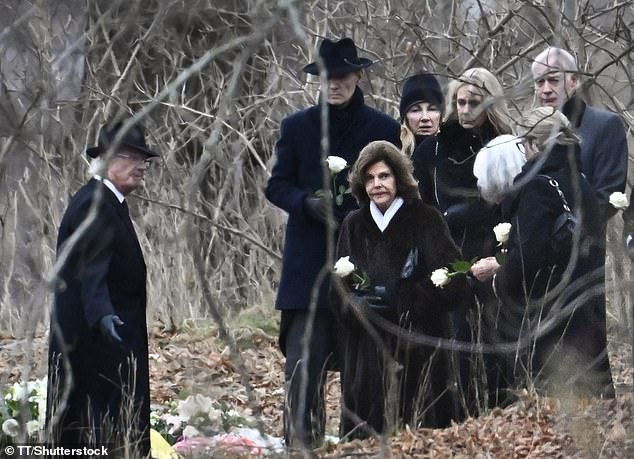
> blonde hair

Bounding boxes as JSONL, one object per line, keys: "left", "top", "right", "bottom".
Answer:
{"left": 516, "top": 107, "right": 580, "bottom": 153}
{"left": 400, "top": 124, "right": 416, "bottom": 157}
{"left": 349, "top": 140, "right": 420, "bottom": 206}
{"left": 445, "top": 67, "right": 513, "bottom": 135}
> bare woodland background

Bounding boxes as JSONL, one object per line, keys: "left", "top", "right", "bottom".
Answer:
{"left": 0, "top": 0, "right": 633, "bottom": 404}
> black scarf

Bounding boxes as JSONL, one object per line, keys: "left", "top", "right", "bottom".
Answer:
{"left": 325, "top": 86, "right": 365, "bottom": 139}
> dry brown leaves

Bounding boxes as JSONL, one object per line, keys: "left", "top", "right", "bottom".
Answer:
{"left": 322, "top": 394, "right": 570, "bottom": 458}
{"left": 1, "top": 322, "right": 633, "bottom": 457}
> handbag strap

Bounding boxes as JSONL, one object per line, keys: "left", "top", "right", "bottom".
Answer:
{"left": 537, "top": 174, "right": 573, "bottom": 216}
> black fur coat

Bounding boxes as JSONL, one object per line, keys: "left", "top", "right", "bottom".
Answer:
{"left": 332, "top": 198, "right": 472, "bottom": 437}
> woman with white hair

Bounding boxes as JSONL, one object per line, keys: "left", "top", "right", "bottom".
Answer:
{"left": 471, "top": 134, "right": 525, "bottom": 405}
{"left": 473, "top": 134, "right": 526, "bottom": 204}
{"left": 470, "top": 107, "right": 615, "bottom": 399}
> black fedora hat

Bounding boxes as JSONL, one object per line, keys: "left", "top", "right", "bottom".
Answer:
{"left": 302, "top": 37, "right": 373, "bottom": 78}
{"left": 86, "top": 121, "right": 158, "bottom": 159}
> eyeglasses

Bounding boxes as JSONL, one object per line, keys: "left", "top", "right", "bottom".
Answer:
{"left": 516, "top": 141, "right": 526, "bottom": 156}
{"left": 116, "top": 153, "right": 155, "bottom": 167}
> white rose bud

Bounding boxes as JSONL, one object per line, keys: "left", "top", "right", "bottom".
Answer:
{"left": 609, "top": 191, "right": 629, "bottom": 210}
{"left": 26, "top": 420, "right": 40, "bottom": 436}
{"left": 2, "top": 418, "right": 20, "bottom": 437}
{"left": 493, "top": 222, "right": 512, "bottom": 244}
{"left": 326, "top": 156, "right": 348, "bottom": 174}
{"left": 334, "top": 256, "right": 356, "bottom": 277}
{"left": 430, "top": 268, "right": 450, "bottom": 288}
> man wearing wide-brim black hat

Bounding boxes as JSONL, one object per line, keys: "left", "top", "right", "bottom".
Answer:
{"left": 46, "top": 120, "right": 158, "bottom": 456}
{"left": 265, "top": 37, "right": 400, "bottom": 448}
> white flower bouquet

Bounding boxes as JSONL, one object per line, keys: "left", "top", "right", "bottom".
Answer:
{"left": 0, "top": 377, "right": 47, "bottom": 443}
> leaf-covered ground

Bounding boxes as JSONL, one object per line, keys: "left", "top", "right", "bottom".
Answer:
{"left": 1, "top": 309, "right": 633, "bottom": 458}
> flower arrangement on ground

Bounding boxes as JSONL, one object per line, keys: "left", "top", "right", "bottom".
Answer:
{"left": 0, "top": 377, "right": 47, "bottom": 445}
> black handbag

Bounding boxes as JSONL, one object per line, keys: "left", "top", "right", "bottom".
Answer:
{"left": 538, "top": 174, "right": 578, "bottom": 250}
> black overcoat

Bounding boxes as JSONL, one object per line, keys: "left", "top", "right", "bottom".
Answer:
{"left": 46, "top": 178, "right": 150, "bottom": 454}
{"left": 413, "top": 119, "right": 500, "bottom": 261}
{"left": 265, "top": 88, "right": 400, "bottom": 311}
{"left": 563, "top": 95, "right": 628, "bottom": 222}
{"left": 494, "top": 144, "right": 614, "bottom": 398}
{"left": 332, "top": 199, "right": 472, "bottom": 437}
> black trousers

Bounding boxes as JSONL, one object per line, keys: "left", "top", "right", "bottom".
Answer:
{"left": 280, "top": 308, "right": 337, "bottom": 447}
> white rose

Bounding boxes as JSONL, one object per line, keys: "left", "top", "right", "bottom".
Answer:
{"left": 11, "top": 382, "right": 25, "bottom": 401}
{"left": 430, "top": 268, "right": 450, "bottom": 288}
{"left": 609, "top": 191, "right": 629, "bottom": 210}
{"left": 2, "top": 418, "right": 20, "bottom": 437}
{"left": 26, "top": 420, "right": 40, "bottom": 436}
{"left": 493, "top": 222, "right": 512, "bottom": 244}
{"left": 334, "top": 256, "right": 356, "bottom": 277}
{"left": 326, "top": 156, "right": 348, "bottom": 174}
{"left": 177, "top": 394, "right": 214, "bottom": 422}
{"left": 182, "top": 425, "right": 201, "bottom": 438}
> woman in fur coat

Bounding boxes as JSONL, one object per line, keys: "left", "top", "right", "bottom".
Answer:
{"left": 332, "top": 141, "right": 472, "bottom": 440}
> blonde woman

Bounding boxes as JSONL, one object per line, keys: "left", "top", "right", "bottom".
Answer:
{"left": 470, "top": 107, "right": 615, "bottom": 398}
{"left": 399, "top": 73, "right": 444, "bottom": 156}
{"left": 414, "top": 67, "right": 513, "bottom": 260}
{"left": 412, "top": 68, "right": 514, "bottom": 408}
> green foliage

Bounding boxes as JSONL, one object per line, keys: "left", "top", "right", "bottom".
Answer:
{"left": 449, "top": 258, "right": 478, "bottom": 274}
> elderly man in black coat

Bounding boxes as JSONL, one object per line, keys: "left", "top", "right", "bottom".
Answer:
{"left": 265, "top": 37, "right": 400, "bottom": 447}
{"left": 531, "top": 46, "right": 628, "bottom": 222}
{"left": 46, "top": 121, "right": 158, "bottom": 456}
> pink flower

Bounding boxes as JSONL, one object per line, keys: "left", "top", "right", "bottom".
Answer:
{"left": 173, "top": 436, "right": 215, "bottom": 454}
{"left": 173, "top": 434, "right": 263, "bottom": 457}
{"left": 214, "top": 434, "right": 263, "bottom": 456}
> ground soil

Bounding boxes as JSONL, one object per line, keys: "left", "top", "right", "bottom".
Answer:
{"left": 1, "top": 315, "right": 633, "bottom": 458}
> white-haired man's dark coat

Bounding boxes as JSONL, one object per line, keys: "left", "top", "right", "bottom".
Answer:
{"left": 46, "top": 178, "right": 150, "bottom": 455}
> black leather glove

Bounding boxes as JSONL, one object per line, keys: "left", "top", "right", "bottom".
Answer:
{"left": 358, "top": 285, "right": 395, "bottom": 311}
{"left": 98, "top": 314, "right": 124, "bottom": 345}
{"left": 303, "top": 196, "right": 328, "bottom": 223}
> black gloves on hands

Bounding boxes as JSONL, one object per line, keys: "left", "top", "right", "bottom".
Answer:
{"left": 303, "top": 196, "right": 328, "bottom": 223}
{"left": 98, "top": 314, "right": 124, "bottom": 346}
{"left": 358, "top": 284, "right": 396, "bottom": 312}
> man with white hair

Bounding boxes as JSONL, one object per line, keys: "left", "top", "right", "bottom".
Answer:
{"left": 531, "top": 46, "right": 628, "bottom": 221}
{"left": 531, "top": 47, "right": 626, "bottom": 399}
